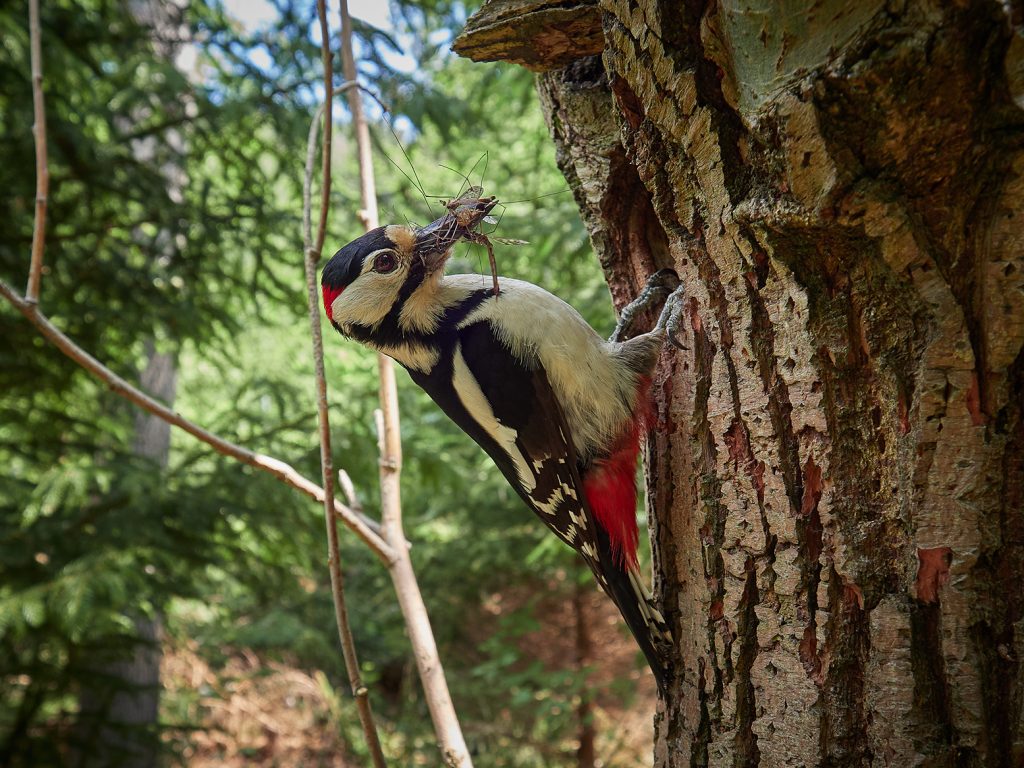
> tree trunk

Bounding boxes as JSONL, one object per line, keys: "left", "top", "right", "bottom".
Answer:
{"left": 458, "top": 1, "right": 1024, "bottom": 764}
{"left": 74, "top": 347, "right": 175, "bottom": 768}
{"left": 72, "top": 2, "right": 187, "bottom": 761}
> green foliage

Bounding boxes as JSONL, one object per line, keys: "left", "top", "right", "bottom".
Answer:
{"left": 0, "top": 0, "right": 646, "bottom": 765}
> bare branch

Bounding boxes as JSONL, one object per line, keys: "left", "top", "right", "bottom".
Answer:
{"left": 313, "top": 3, "right": 334, "bottom": 259}
{"left": 303, "top": 83, "right": 358, "bottom": 252}
{"left": 26, "top": 0, "right": 48, "bottom": 304}
{"left": 337, "top": 470, "right": 362, "bottom": 515}
{"left": 337, "top": 0, "right": 473, "bottom": 764}
{"left": 338, "top": 0, "right": 378, "bottom": 230}
{"left": 0, "top": 279, "right": 394, "bottom": 563}
{"left": 373, "top": 369, "right": 473, "bottom": 768}
{"left": 306, "top": 2, "right": 388, "bottom": 764}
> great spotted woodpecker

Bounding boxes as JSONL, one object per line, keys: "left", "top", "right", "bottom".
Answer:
{"left": 321, "top": 206, "right": 681, "bottom": 691}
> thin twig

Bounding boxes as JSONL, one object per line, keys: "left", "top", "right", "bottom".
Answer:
{"left": 338, "top": 470, "right": 362, "bottom": 515}
{"left": 306, "top": 2, "right": 388, "bottom": 765}
{"left": 303, "top": 82, "right": 358, "bottom": 251}
{"left": 0, "top": 279, "right": 393, "bottom": 562}
{"left": 337, "top": 1, "right": 472, "bottom": 765}
{"left": 25, "top": 0, "right": 48, "bottom": 304}
{"left": 338, "top": 0, "right": 378, "bottom": 230}
{"left": 314, "top": 5, "right": 334, "bottom": 258}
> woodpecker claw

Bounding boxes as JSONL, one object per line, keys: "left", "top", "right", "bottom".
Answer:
{"left": 656, "top": 284, "right": 687, "bottom": 350}
{"left": 610, "top": 269, "right": 682, "bottom": 343}
{"left": 610, "top": 268, "right": 684, "bottom": 344}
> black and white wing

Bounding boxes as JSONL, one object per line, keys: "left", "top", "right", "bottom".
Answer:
{"left": 408, "top": 318, "right": 670, "bottom": 689}
{"left": 409, "top": 320, "right": 601, "bottom": 562}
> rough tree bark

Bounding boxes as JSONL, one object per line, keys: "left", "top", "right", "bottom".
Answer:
{"left": 457, "top": 1, "right": 1024, "bottom": 765}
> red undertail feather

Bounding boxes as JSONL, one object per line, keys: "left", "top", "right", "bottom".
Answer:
{"left": 582, "top": 376, "right": 654, "bottom": 569}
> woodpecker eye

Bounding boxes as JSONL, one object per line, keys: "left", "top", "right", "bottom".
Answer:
{"left": 373, "top": 251, "right": 398, "bottom": 273}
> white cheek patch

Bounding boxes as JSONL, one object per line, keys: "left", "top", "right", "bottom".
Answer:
{"left": 330, "top": 269, "right": 402, "bottom": 329}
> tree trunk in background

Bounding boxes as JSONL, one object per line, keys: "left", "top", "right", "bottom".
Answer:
{"left": 74, "top": 347, "right": 176, "bottom": 768}
{"left": 72, "top": 1, "right": 187, "bottom": 761}
{"left": 460, "top": 0, "right": 1024, "bottom": 763}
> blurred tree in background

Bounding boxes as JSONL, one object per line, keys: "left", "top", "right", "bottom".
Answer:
{"left": 0, "top": 1, "right": 653, "bottom": 765}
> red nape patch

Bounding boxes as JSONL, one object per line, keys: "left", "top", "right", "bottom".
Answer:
{"left": 582, "top": 377, "right": 654, "bottom": 569}
{"left": 322, "top": 284, "right": 344, "bottom": 321}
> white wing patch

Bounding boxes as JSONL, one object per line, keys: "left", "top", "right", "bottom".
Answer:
{"left": 451, "top": 343, "right": 581, "bottom": 521}
{"left": 451, "top": 342, "right": 535, "bottom": 491}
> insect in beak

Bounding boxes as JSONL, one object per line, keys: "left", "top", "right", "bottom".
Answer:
{"left": 414, "top": 191, "right": 498, "bottom": 274}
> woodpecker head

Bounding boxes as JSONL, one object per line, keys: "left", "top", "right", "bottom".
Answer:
{"left": 321, "top": 199, "right": 497, "bottom": 331}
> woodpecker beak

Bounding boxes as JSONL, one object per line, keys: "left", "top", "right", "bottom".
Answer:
{"left": 414, "top": 196, "right": 498, "bottom": 273}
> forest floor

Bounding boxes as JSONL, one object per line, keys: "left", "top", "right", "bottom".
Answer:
{"left": 163, "top": 643, "right": 357, "bottom": 767}
{"left": 161, "top": 588, "right": 656, "bottom": 766}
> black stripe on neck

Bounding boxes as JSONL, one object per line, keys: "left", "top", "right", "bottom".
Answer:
{"left": 345, "top": 281, "right": 493, "bottom": 353}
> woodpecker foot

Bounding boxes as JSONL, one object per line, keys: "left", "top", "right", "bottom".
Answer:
{"left": 655, "top": 283, "right": 687, "bottom": 350}
{"left": 610, "top": 269, "right": 681, "bottom": 343}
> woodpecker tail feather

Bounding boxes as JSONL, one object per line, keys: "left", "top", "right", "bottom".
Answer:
{"left": 592, "top": 524, "right": 673, "bottom": 696}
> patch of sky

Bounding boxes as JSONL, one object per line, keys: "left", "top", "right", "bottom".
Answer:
{"left": 222, "top": 0, "right": 418, "bottom": 75}
{"left": 218, "top": 0, "right": 424, "bottom": 124}
{"left": 210, "top": 0, "right": 470, "bottom": 208}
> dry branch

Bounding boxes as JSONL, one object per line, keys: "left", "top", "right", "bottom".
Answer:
{"left": 303, "top": 1, "right": 387, "bottom": 764}
{"left": 0, "top": 280, "right": 393, "bottom": 562}
{"left": 7, "top": 2, "right": 464, "bottom": 765}
{"left": 6, "top": 3, "right": 395, "bottom": 567}
{"left": 337, "top": 0, "right": 473, "bottom": 765}
{"left": 26, "top": 0, "right": 48, "bottom": 303}
{"left": 338, "top": 0, "right": 378, "bottom": 230}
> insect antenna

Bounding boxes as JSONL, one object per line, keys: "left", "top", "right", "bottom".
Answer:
{"left": 458, "top": 152, "right": 489, "bottom": 198}
{"left": 478, "top": 150, "right": 489, "bottom": 191}
{"left": 375, "top": 109, "right": 437, "bottom": 218}
{"left": 438, "top": 163, "right": 477, "bottom": 199}
{"left": 498, "top": 188, "right": 574, "bottom": 205}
